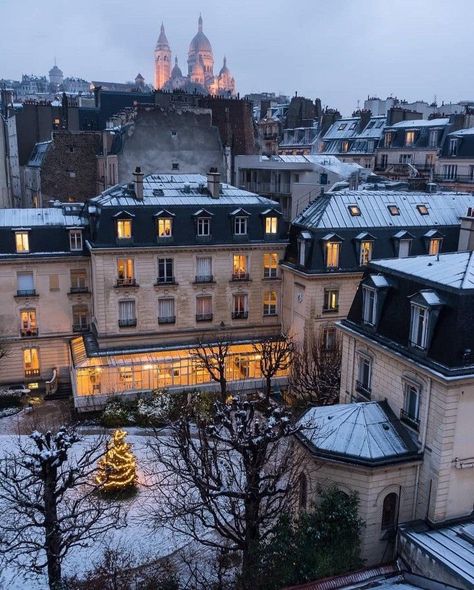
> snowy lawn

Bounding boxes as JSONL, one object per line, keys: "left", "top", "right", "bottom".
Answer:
{"left": 0, "top": 433, "right": 191, "bottom": 590}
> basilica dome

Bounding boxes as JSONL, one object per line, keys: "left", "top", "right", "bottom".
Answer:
{"left": 188, "top": 15, "right": 212, "bottom": 55}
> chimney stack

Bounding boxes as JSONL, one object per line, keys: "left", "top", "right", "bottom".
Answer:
{"left": 458, "top": 208, "right": 474, "bottom": 251}
{"left": 133, "top": 166, "right": 144, "bottom": 200}
{"left": 207, "top": 168, "right": 221, "bottom": 199}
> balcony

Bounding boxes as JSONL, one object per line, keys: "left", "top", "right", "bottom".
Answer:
{"left": 196, "top": 313, "right": 213, "bottom": 322}
{"left": 155, "top": 277, "right": 176, "bottom": 286}
{"left": 400, "top": 409, "right": 420, "bottom": 431}
{"left": 232, "top": 272, "right": 250, "bottom": 282}
{"left": 72, "top": 323, "right": 90, "bottom": 333}
{"left": 194, "top": 275, "right": 214, "bottom": 284}
{"left": 115, "top": 278, "right": 137, "bottom": 288}
{"left": 355, "top": 380, "right": 371, "bottom": 399}
{"left": 25, "top": 369, "right": 40, "bottom": 378}
{"left": 16, "top": 289, "right": 37, "bottom": 297}
{"left": 232, "top": 311, "right": 248, "bottom": 320}
{"left": 118, "top": 319, "right": 137, "bottom": 328}
{"left": 158, "top": 316, "right": 176, "bottom": 325}
{"left": 69, "top": 286, "right": 89, "bottom": 294}
{"left": 20, "top": 328, "right": 38, "bottom": 338}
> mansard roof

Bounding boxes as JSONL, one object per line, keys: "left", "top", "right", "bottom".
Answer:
{"left": 297, "top": 401, "right": 420, "bottom": 466}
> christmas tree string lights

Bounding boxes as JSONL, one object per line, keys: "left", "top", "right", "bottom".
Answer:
{"left": 96, "top": 429, "right": 137, "bottom": 493}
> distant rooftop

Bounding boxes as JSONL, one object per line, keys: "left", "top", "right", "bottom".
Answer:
{"left": 448, "top": 127, "right": 474, "bottom": 136}
{"left": 92, "top": 173, "right": 279, "bottom": 208}
{"left": 293, "top": 190, "right": 474, "bottom": 230}
{"left": 389, "top": 118, "right": 450, "bottom": 129}
{"left": 370, "top": 251, "right": 474, "bottom": 291}
{"left": 297, "top": 401, "right": 420, "bottom": 465}
{"left": 0, "top": 207, "right": 85, "bottom": 228}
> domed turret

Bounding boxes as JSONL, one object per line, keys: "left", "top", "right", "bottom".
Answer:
{"left": 171, "top": 57, "right": 183, "bottom": 79}
{"left": 219, "top": 56, "right": 230, "bottom": 76}
{"left": 188, "top": 15, "right": 214, "bottom": 81}
{"left": 217, "top": 56, "right": 236, "bottom": 96}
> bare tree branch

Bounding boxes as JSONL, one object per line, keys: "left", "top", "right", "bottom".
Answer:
{"left": 192, "top": 334, "right": 232, "bottom": 402}
{"left": 252, "top": 334, "right": 294, "bottom": 402}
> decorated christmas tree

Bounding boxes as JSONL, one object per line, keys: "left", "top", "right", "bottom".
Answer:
{"left": 96, "top": 429, "right": 137, "bottom": 493}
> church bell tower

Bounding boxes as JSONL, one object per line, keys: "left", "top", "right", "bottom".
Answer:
{"left": 154, "top": 23, "right": 171, "bottom": 90}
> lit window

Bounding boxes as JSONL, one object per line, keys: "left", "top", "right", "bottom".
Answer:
{"left": 157, "top": 258, "right": 174, "bottom": 283}
{"left": 117, "top": 219, "right": 132, "bottom": 240}
{"left": 263, "top": 253, "right": 278, "bottom": 278}
{"left": 417, "top": 204, "right": 429, "bottom": 215}
{"left": 348, "top": 205, "right": 361, "bottom": 216}
{"left": 402, "top": 382, "right": 421, "bottom": 428}
{"left": 410, "top": 304, "right": 429, "bottom": 349}
{"left": 23, "top": 347, "right": 40, "bottom": 376}
{"left": 196, "top": 296, "right": 212, "bottom": 322}
{"left": 158, "top": 298, "right": 175, "bottom": 324}
{"left": 405, "top": 130, "right": 415, "bottom": 146}
{"left": 15, "top": 231, "right": 29, "bottom": 253}
{"left": 234, "top": 216, "right": 248, "bottom": 235}
{"left": 429, "top": 238, "right": 442, "bottom": 256}
{"left": 117, "top": 258, "right": 135, "bottom": 285}
{"left": 326, "top": 242, "right": 340, "bottom": 269}
{"left": 20, "top": 309, "right": 37, "bottom": 337}
{"left": 118, "top": 300, "right": 136, "bottom": 327}
{"left": 356, "top": 356, "right": 371, "bottom": 397}
{"left": 69, "top": 229, "right": 83, "bottom": 251}
{"left": 263, "top": 290, "right": 277, "bottom": 316}
{"left": 197, "top": 217, "right": 211, "bottom": 237}
{"left": 362, "top": 286, "right": 377, "bottom": 326}
{"left": 265, "top": 216, "right": 278, "bottom": 234}
{"left": 341, "top": 141, "right": 349, "bottom": 153}
{"left": 158, "top": 218, "right": 172, "bottom": 238}
{"left": 323, "top": 288, "right": 339, "bottom": 312}
{"left": 388, "top": 205, "right": 400, "bottom": 216}
{"left": 360, "top": 241, "right": 373, "bottom": 265}
{"left": 232, "top": 294, "right": 248, "bottom": 319}
{"left": 233, "top": 255, "right": 248, "bottom": 280}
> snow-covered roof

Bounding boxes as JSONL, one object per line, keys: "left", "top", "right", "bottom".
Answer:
{"left": 389, "top": 118, "right": 449, "bottom": 129}
{"left": 92, "top": 173, "right": 278, "bottom": 208}
{"left": 401, "top": 521, "right": 474, "bottom": 586}
{"left": 297, "top": 402, "right": 419, "bottom": 464}
{"left": 293, "top": 190, "right": 474, "bottom": 230}
{"left": 448, "top": 127, "right": 474, "bottom": 137}
{"left": 370, "top": 251, "right": 474, "bottom": 291}
{"left": 0, "top": 208, "right": 85, "bottom": 228}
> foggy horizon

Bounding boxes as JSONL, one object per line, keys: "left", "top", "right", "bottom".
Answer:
{"left": 1, "top": 0, "right": 473, "bottom": 114}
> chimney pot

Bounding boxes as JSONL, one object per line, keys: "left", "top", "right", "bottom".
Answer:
{"left": 207, "top": 168, "right": 221, "bottom": 199}
{"left": 133, "top": 166, "right": 144, "bottom": 200}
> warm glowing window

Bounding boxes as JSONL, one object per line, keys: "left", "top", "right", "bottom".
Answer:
{"left": 348, "top": 205, "right": 361, "bottom": 216}
{"left": 20, "top": 309, "right": 37, "bottom": 336}
{"left": 233, "top": 255, "right": 248, "bottom": 279}
{"left": 15, "top": 232, "right": 29, "bottom": 253}
{"left": 23, "top": 348, "right": 39, "bottom": 375}
{"left": 429, "top": 238, "right": 441, "bottom": 256}
{"left": 263, "top": 290, "right": 277, "bottom": 316}
{"left": 341, "top": 141, "right": 349, "bottom": 153}
{"left": 388, "top": 205, "right": 400, "bottom": 216}
{"left": 417, "top": 204, "right": 429, "bottom": 215}
{"left": 405, "top": 130, "right": 415, "bottom": 146}
{"left": 326, "top": 242, "right": 340, "bottom": 268}
{"left": 360, "top": 241, "right": 373, "bottom": 265}
{"left": 323, "top": 289, "right": 339, "bottom": 312}
{"left": 116, "top": 219, "right": 132, "bottom": 239}
{"left": 158, "top": 218, "right": 173, "bottom": 238}
{"left": 117, "top": 258, "right": 134, "bottom": 284}
{"left": 69, "top": 229, "right": 83, "bottom": 251}
{"left": 234, "top": 216, "right": 248, "bottom": 235}
{"left": 265, "top": 217, "right": 278, "bottom": 234}
{"left": 263, "top": 253, "right": 278, "bottom": 278}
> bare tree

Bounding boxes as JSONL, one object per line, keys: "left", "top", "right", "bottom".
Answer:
{"left": 192, "top": 334, "right": 232, "bottom": 402}
{"left": 289, "top": 330, "right": 342, "bottom": 407}
{"left": 0, "top": 427, "right": 124, "bottom": 590}
{"left": 252, "top": 334, "right": 294, "bottom": 402}
{"left": 147, "top": 398, "right": 302, "bottom": 590}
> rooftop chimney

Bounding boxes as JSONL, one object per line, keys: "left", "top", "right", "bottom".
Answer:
{"left": 458, "top": 208, "right": 474, "bottom": 251}
{"left": 133, "top": 166, "right": 144, "bottom": 200}
{"left": 207, "top": 168, "right": 221, "bottom": 199}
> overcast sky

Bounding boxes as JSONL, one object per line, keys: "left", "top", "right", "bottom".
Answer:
{"left": 0, "top": 0, "right": 473, "bottom": 114}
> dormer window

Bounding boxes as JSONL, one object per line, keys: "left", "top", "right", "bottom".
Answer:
{"left": 265, "top": 216, "right": 278, "bottom": 234}
{"left": 429, "top": 129, "right": 438, "bottom": 148}
{"left": 69, "top": 229, "right": 83, "bottom": 251}
{"left": 234, "top": 216, "right": 248, "bottom": 235}
{"left": 405, "top": 130, "right": 415, "bottom": 146}
{"left": 341, "top": 141, "right": 349, "bottom": 153}
{"left": 362, "top": 286, "right": 377, "bottom": 326}
{"left": 15, "top": 231, "right": 29, "bottom": 253}
{"left": 321, "top": 233, "right": 342, "bottom": 269}
{"left": 298, "top": 231, "right": 311, "bottom": 266}
{"left": 197, "top": 217, "right": 211, "bottom": 237}
{"left": 360, "top": 241, "right": 373, "bottom": 265}
{"left": 117, "top": 219, "right": 132, "bottom": 240}
{"left": 384, "top": 132, "right": 393, "bottom": 148}
{"left": 158, "top": 218, "right": 173, "bottom": 238}
{"left": 394, "top": 231, "right": 413, "bottom": 258}
{"left": 449, "top": 138, "right": 458, "bottom": 156}
{"left": 428, "top": 238, "right": 441, "bottom": 256}
{"left": 409, "top": 304, "right": 429, "bottom": 349}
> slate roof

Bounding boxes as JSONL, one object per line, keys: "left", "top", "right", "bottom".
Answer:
{"left": 0, "top": 207, "right": 85, "bottom": 228}
{"left": 400, "top": 521, "right": 474, "bottom": 587}
{"left": 370, "top": 252, "right": 474, "bottom": 291}
{"left": 293, "top": 191, "right": 474, "bottom": 230}
{"left": 297, "top": 401, "right": 420, "bottom": 466}
{"left": 387, "top": 118, "right": 450, "bottom": 129}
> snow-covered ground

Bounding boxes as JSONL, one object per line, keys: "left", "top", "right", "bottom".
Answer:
{"left": 0, "top": 432, "right": 190, "bottom": 590}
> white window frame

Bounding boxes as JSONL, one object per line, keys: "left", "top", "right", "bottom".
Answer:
{"left": 323, "top": 288, "right": 339, "bottom": 312}
{"left": 265, "top": 216, "right": 278, "bottom": 235}
{"left": 69, "top": 229, "right": 83, "bottom": 251}
{"left": 410, "top": 304, "right": 429, "bottom": 349}
{"left": 234, "top": 216, "right": 248, "bottom": 236}
{"left": 403, "top": 381, "right": 421, "bottom": 422}
{"left": 15, "top": 231, "right": 30, "bottom": 253}
{"left": 263, "top": 290, "right": 277, "bottom": 316}
{"left": 362, "top": 286, "right": 377, "bottom": 326}
{"left": 357, "top": 354, "right": 372, "bottom": 395}
{"left": 263, "top": 252, "right": 278, "bottom": 278}
{"left": 398, "top": 239, "right": 411, "bottom": 258}
{"left": 197, "top": 217, "right": 211, "bottom": 237}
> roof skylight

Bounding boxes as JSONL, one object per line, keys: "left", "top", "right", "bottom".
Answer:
{"left": 388, "top": 205, "right": 400, "bottom": 216}
{"left": 348, "top": 205, "right": 361, "bottom": 216}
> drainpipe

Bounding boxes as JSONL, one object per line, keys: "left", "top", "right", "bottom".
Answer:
{"left": 411, "top": 376, "right": 432, "bottom": 520}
